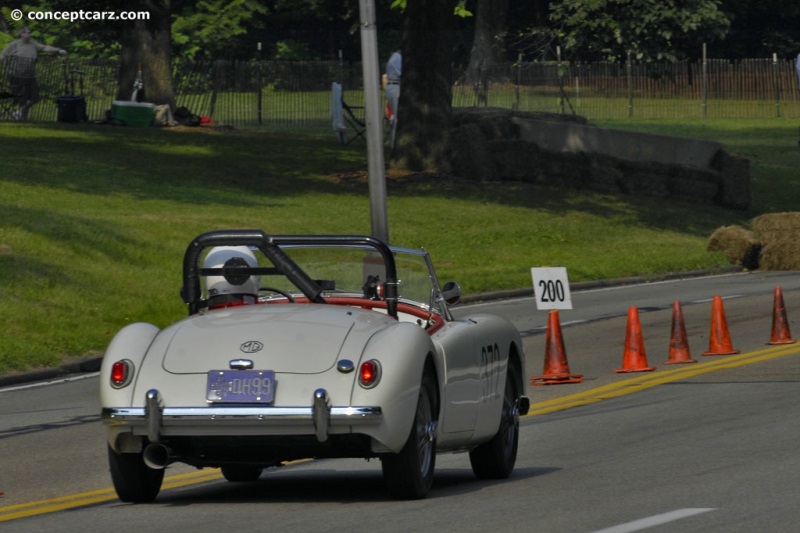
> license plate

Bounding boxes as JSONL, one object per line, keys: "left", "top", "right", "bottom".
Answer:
{"left": 206, "top": 370, "right": 275, "bottom": 403}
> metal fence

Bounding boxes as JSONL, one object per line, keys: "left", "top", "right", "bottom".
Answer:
{"left": 2, "top": 56, "right": 800, "bottom": 126}
{"left": 488, "top": 58, "right": 800, "bottom": 119}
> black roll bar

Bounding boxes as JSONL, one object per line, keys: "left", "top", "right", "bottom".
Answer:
{"left": 181, "top": 230, "right": 399, "bottom": 318}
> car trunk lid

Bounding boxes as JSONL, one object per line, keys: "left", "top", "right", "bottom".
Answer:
{"left": 161, "top": 305, "right": 370, "bottom": 374}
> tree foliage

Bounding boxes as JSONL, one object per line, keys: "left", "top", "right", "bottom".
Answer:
{"left": 549, "top": 0, "right": 730, "bottom": 61}
{"left": 6, "top": 0, "right": 798, "bottom": 66}
{"left": 717, "top": 0, "right": 800, "bottom": 58}
{"left": 1, "top": 0, "right": 269, "bottom": 60}
{"left": 2, "top": 0, "right": 124, "bottom": 57}
{"left": 171, "top": 0, "right": 267, "bottom": 60}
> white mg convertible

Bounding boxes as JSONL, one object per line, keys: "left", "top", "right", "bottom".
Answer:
{"left": 101, "top": 229, "right": 529, "bottom": 502}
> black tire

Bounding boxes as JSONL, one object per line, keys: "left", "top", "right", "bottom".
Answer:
{"left": 381, "top": 368, "right": 438, "bottom": 500}
{"left": 107, "top": 444, "right": 164, "bottom": 503}
{"left": 221, "top": 465, "right": 263, "bottom": 482}
{"left": 469, "top": 361, "right": 521, "bottom": 479}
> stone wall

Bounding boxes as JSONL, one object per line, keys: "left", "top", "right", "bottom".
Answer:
{"left": 445, "top": 108, "right": 751, "bottom": 210}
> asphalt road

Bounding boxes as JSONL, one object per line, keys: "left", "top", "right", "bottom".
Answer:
{"left": 2, "top": 270, "right": 800, "bottom": 532}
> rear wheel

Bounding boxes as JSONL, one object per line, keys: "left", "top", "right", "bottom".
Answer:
{"left": 221, "top": 465, "right": 263, "bottom": 482}
{"left": 469, "top": 361, "right": 521, "bottom": 479}
{"left": 381, "top": 367, "right": 438, "bottom": 499}
{"left": 107, "top": 444, "right": 164, "bottom": 503}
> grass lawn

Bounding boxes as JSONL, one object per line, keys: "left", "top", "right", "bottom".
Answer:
{"left": 1, "top": 117, "right": 798, "bottom": 374}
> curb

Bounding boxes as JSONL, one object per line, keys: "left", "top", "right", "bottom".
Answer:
{"left": 461, "top": 265, "right": 745, "bottom": 304}
{"left": 0, "top": 357, "right": 102, "bottom": 388}
{"left": 1, "top": 266, "right": 745, "bottom": 388}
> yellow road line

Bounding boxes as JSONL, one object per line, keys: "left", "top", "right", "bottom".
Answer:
{"left": 528, "top": 343, "right": 800, "bottom": 417}
{"left": 2, "top": 347, "right": 798, "bottom": 521}
{"left": 0, "top": 470, "right": 222, "bottom": 522}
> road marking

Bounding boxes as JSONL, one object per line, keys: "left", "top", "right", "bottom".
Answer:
{"left": 591, "top": 508, "right": 716, "bottom": 533}
{"left": 0, "top": 459, "right": 312, "bottom": 522}
{"left": 1, "top": 345, "right": 795, "bottom": 522}
{"left": 527, "top": 343, "right": 800, "bottom": 417}
{"left": 692, "top": 294, "right": 743, "bottom": 304}
{"left": 0, "top": 470, "right": 223, "bottom": 522}
{"left": 0, "top": 372, "right": 100, "bottom": 393}
{"left": 560, "top": 319, "right": 588, "bottom": 327}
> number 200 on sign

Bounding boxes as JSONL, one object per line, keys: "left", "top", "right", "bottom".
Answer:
{"left": 530, "top": 267, "right": 572, "bottom": 310}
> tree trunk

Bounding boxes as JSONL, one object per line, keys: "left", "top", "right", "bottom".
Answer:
{"left": 464, "top": 0, "right": 510, "bottom": 88}
{"left": 117, "top": 0, "right": 175, "bottom": 108}
{"left": 390, "top": 0, "right": 455, "bottom": 172}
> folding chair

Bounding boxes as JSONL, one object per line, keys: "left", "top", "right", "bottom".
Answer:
{"left": 0, "top": 88, "right": 16, "bottom": 121}
{"left": 0, "top": 70, "right": 19, "bottom": 121}
{"left": 331, "top": 82, "right": 365, "bottom": 145}
{"left": 1, "top": 56, "right": 36, "bottom": 121}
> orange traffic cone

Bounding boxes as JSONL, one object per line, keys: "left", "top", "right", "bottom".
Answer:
{"left": 702, "top": 295, "right": 739, "bottom": 356}
{"left": 530, "top": 310, "right": 584, "bottom": 385}
{"left": 616, "top": 306, "right": 655, "bottom": 373}
{"left": 768, "top": 286, "right": 796, "bottom": 345}
{"left": 665, "top": 300, "right": 697, "bottom": 364}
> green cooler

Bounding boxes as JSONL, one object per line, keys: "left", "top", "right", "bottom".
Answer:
{"left": 111, "top": 101, "right": 155, "bottom": 127}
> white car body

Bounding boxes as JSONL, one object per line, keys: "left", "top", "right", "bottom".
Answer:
{"left": 100, "top": 230, "right": 529, "bottom": 501}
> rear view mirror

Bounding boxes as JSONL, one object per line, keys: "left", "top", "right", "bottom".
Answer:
{"left": 442, "top": 281, "right": 461, "bottom": 306}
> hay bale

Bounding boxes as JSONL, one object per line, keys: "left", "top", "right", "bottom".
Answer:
{"left": 752, "top": 212, "right": 800, "bottom": 243}
{"left": 707, "top": 225, "right": 760, "bottom": 268}
{"left": 749, "top": 213, "right": 800, "bottom": 270}
{"left": 758, "top": 239, "right": 800, "bottom": 270}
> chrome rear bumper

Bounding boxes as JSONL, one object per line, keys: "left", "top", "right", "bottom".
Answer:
{"left": 102, "top": 388, "right": 383, "bottom": 443}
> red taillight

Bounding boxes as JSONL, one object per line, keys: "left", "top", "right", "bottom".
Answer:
{"left": 110, "top": 360, "right": 133, "bottom": 388}
{"left": 359, "top": 360, "right": 381, "bottom": 388}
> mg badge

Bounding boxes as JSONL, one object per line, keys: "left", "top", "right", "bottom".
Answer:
{"left": 240, "top": 341, "right": 263, "bottom": 353}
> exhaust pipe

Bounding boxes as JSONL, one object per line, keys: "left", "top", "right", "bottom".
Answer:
{"left": 143, "top": 443, "right": 171, "bottom": 470}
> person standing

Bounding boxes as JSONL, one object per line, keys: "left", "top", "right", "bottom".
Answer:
{"left": 382, "top": 50, "right": 402, "bottom": 148}
{"left": 0, "top": 26, "right": 67, "bottom": 120}
{"left": 796, "top": 52, "right": 800, "bottom": 147}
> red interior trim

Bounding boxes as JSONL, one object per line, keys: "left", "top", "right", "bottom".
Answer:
{"left": 263, "top": 295, "right": 445, "bottom": 335}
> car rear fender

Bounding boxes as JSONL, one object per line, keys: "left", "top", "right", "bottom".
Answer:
{"left": 100, "top": 322, "right": 160, "bottom": 410}
{"left": 469, "top": 315, "right": 526, "bottom": 441}
{"left": 350, "top": 322, "right": 439, "bottom": 453}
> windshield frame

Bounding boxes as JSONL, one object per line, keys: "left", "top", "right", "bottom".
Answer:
{"left": 182, "top": 230, "right": 452, "bottom": 321}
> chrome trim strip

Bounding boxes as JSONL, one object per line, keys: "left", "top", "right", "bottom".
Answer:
{"left": 102, "top": 405, "right": 382, "bottom": 425}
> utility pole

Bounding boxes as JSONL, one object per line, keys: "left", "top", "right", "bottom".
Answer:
{"left": 358, "top": 0, "right": 389, "bottom": 243}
